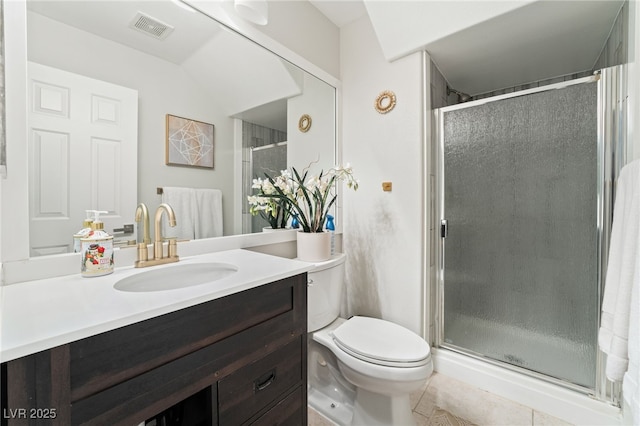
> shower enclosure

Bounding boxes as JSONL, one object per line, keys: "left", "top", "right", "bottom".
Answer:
{"left": 435, "top": 66, "right": 625, "bottom": 395}
{"left": 248, "top": 141, "right": 287, "bottom": 233}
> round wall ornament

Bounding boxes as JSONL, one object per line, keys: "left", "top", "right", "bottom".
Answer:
{"left": 374, "top": 90, "right": 396, "bottom": 114}
{"left": 298, "top": 114, "right": 312, "bottom": 132}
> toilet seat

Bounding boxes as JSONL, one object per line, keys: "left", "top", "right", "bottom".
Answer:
{"left": 332, "top": 316, "right": 431, "bottom": 368}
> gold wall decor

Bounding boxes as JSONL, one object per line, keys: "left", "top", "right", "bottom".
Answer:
{"left": 298, "top": 114, "right": 312, "bottom": 132}
{"left": 166, "top": 114, "right": 215, "bottom": 168}
{"left": 374, "top": 90, "right": 396, "bottom": 114}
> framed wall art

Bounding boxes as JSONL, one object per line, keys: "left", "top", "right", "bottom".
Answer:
{"left": 165, "top": 114, "right": 214, "bottom": 169}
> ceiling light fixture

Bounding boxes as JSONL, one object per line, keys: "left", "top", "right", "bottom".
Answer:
{"left": 234, "top": 0, "right": 269, "bottom": 25}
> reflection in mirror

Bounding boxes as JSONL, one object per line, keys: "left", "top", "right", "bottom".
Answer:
{"left": 25, "top": 0, "right": 336, "bottom": 257}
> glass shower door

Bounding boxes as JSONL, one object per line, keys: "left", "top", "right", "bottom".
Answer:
{"left": 438, "top": 80, "right": 599, "bottom": 389}
{"left": 249, "top": 142, "right": 287, "bottom": 233}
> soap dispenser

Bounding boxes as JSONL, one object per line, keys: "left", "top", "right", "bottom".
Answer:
{"left": 80, "top": 210, "right": 114, "bottom": 277}
{"left": 73, "top": 210, "right": 94, "bottom": 253}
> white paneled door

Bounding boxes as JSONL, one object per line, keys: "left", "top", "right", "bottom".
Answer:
{"left": 28, "top": 62, "right": 138, "bottom": 256}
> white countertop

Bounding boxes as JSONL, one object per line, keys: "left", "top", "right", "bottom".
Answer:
{"left": 0, "top": 249, "right": 312, "bottom": 363}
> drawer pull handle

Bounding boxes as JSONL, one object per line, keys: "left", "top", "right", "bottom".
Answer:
{"left": 254, "top": 369, "right": 277, "bottom": 392}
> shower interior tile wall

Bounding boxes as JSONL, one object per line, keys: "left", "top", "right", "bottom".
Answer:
{"left": 472, "top": 70, "right": 594, "bottom": 101}
{"left": 430, "top": 60, "right": 450, "bottom": 110}
{"left": 241, "top": 121, "right": 287, "bottom": 232}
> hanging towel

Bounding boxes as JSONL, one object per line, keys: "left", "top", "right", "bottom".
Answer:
{"left": 598, "top": 159, "right": 640, "bottom": 382}
{"left": 161, "top": 187, "right": 196, "bottom": 240}
{"left": 623, "top": 273, "right": 638, "bottom": 424}
{"left": 194, "top": 188, "right": 223, "bottom": 239}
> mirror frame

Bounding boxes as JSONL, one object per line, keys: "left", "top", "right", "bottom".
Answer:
{"left": 0, "top": 0, "right": 342, "bottom": 265}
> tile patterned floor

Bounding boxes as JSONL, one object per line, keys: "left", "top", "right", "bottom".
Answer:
{"left": 308, "top": 373, "right": 573, "bottom": 426}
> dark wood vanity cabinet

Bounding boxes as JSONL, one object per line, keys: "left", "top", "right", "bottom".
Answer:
{"left": 1, "top": 273, "right": 307, "bottom": 426}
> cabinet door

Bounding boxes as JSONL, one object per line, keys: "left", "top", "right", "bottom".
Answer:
{"left": 2, "top": 346, "right": 72, "bottom": 425}
{"left": 249, "top": 386, "right": 304, "bottom": 426}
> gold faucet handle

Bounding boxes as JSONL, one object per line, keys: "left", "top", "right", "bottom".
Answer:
{"left": 168, "top": 238, "right": 179, "bottom": 259}
{"left": 136, "top": 242, "right": 149, "bottom": 262}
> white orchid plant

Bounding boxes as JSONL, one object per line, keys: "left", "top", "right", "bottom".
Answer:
{"left": 248, "top": 173, "right": 292, "bottom": 229}
{"left": 250, "top": 164, "right": 358, "bottom": 233}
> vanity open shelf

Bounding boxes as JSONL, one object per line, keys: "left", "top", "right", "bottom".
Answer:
{"left": 1, "top": 273, "right": 308, "bottom": 425}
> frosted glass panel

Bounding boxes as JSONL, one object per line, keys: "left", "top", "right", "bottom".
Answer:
{"left": 442, "top": 83, "right": 598, "bottom": 389}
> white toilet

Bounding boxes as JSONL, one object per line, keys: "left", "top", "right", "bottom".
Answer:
{"left": 306, "top": 253, "right": 433, "bottom": 426}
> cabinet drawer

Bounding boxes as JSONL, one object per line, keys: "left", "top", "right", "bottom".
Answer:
{"left": 70, "top": 275, "right": 305, "bottom": 402}
{"left": 218, "top": 338, "right": 302, "bottom": 426}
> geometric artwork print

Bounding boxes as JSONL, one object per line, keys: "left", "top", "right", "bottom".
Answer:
{"left": 166, "top": 114, "right": 214, "bottom": 168}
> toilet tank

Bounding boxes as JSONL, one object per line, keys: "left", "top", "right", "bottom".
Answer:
{"left": 307, "top": 253, "right": 346, "bottom": 332}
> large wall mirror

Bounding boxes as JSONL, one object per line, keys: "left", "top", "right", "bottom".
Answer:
{"left": 23, "top": 0, "right": 336, "bottom": 257}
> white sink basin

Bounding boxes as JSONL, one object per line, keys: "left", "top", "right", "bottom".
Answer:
{"left": 114, "top": 262, "right": 238, "bottom": 292}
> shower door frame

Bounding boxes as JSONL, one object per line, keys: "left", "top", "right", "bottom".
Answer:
{"left": 434, "top": 67, "right": 625, "bottom": 401}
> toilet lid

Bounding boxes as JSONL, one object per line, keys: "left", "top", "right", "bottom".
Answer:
{"left": 332, "top": 316, "right": 431, "bottom": 367}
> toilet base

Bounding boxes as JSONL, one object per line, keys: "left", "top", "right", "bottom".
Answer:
{"left": 351, "top": 388, "right": 416, "bottom": 426}
{"left": 308, "top": 335, "right": 356, "bottom": 425}
{"left": 308, "top": 386, "right": 353, "bottom": 425}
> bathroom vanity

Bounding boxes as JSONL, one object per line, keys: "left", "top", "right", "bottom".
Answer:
{"left": 0, "top": 250, "right": 310, "bottom": 425}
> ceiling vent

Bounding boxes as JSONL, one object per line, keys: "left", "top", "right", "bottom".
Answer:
{"left": 129, "top": 12, "right": 174, "bottom": 40}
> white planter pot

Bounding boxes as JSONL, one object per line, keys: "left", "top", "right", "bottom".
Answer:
{"left": 296, "top": 231, "right": 331, "bottom": 262}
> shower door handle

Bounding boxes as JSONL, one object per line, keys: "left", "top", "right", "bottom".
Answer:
{"left": 440, "top": 219, "right": 448, "bottom": 238}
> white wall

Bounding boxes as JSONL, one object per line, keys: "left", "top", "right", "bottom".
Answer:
{"left": 27, "top": 12, "right": 237, "bottom": 236}
{"left": 1, "top": 1, "right": 29, "bottom": 262}
{"left": 188, "top": 0, "right": 340, "bottom": 82}
{"left": 340, "top": 16, "right": 426, "bottom": 334}
{"left": 287, "top": 72, "right": 336, "bottom": 175}
{"left": 257, "top": 0, "right": 340, "bottom": 80}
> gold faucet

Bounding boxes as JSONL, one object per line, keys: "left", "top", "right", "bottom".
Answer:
{"left": 134, "top": 203, "right": 151, "bottom": 245}
{"left": 135, "top": 203, "right": 179, "bottom": 268}
{"left": 154, "top": 203, "right": 177, "bottom": 260}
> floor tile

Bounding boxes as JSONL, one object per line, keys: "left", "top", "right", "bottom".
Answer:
{"left": 429, "top": 408, "right": 478, "bottom": 426}
{"left": 309, "top": 372, "right": 575, "bottom": 426}
{"left": 410, "top": 374, "right": 433, "bottom": 410}
{"left": 418, "top": 373, "right": 533, "bottom": 426}
{"left": 308, "top": 407, "right": 337, "bottom": 426}
{"left": 413, "top": 410, "right": 431, "bottom": 426}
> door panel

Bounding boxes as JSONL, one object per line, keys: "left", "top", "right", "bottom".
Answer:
{"left": 28, "top": 62, "right": 138, "bottom": 255}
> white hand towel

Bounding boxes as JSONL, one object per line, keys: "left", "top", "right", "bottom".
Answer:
{"left": 194, "top": 188, "right": 223, "bottom": 239}
{"left": 599, "top": 159, "right": 640, "bottom": 382}
{"left": 622, "top": 272, "right": 638, "bottom": 424}
{"left": 161, "top": 187, "right": 196, "bottom": 240}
